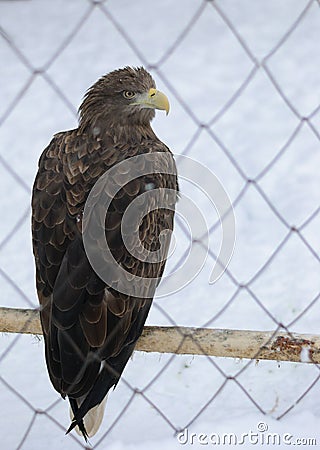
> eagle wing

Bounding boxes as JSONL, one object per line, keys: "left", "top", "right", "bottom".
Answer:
{"left": 32, "top": 130, "right": 178, "bottom": 433}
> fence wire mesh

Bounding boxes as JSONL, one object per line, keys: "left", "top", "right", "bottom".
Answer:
{"left": 1, "top": 0, "right": 320, "bottom": 448}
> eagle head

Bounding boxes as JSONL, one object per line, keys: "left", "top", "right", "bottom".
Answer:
{"left": 79, "top": 66, "right": 169, "bottom": 130}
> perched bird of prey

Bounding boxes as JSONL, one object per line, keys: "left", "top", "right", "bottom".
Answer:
{"left": 31, "top": 67, "right": 178, "bottom": 439}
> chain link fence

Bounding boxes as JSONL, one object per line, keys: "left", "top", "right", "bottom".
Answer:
{"left": 1, "top": 0, "right": 320, "bottom": 448}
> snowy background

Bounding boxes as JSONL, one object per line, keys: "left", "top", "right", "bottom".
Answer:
{"left": 1, "top": 0, "right": 320, "bottom": 448}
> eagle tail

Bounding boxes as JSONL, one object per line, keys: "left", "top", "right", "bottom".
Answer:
{"left": 67, "top": 395, "right": 108, "bottom": 439}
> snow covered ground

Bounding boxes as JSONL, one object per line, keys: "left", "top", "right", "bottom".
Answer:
{"left": 1, "top": 0, "right": 320, "bottom": 448}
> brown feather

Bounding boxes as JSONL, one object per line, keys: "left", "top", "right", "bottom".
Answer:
{"left": 31, "top": 66, "right": 178, "bottom": 439}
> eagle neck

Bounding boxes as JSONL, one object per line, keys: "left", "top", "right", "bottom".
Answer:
{"left": 110, "top": 123, "right": 157, "bottom": 143}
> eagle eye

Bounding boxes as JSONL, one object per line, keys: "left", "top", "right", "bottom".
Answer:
{"left": 123, "top": 90, "right": 136, "bottom": 99}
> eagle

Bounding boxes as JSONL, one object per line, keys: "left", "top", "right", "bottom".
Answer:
{"left": 31, "top": 66, "right": 178, "bottom": 439}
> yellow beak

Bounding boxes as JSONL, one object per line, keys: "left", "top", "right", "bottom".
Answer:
{"left": 134, "top": 88, "right": 170, "bottom": 115}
